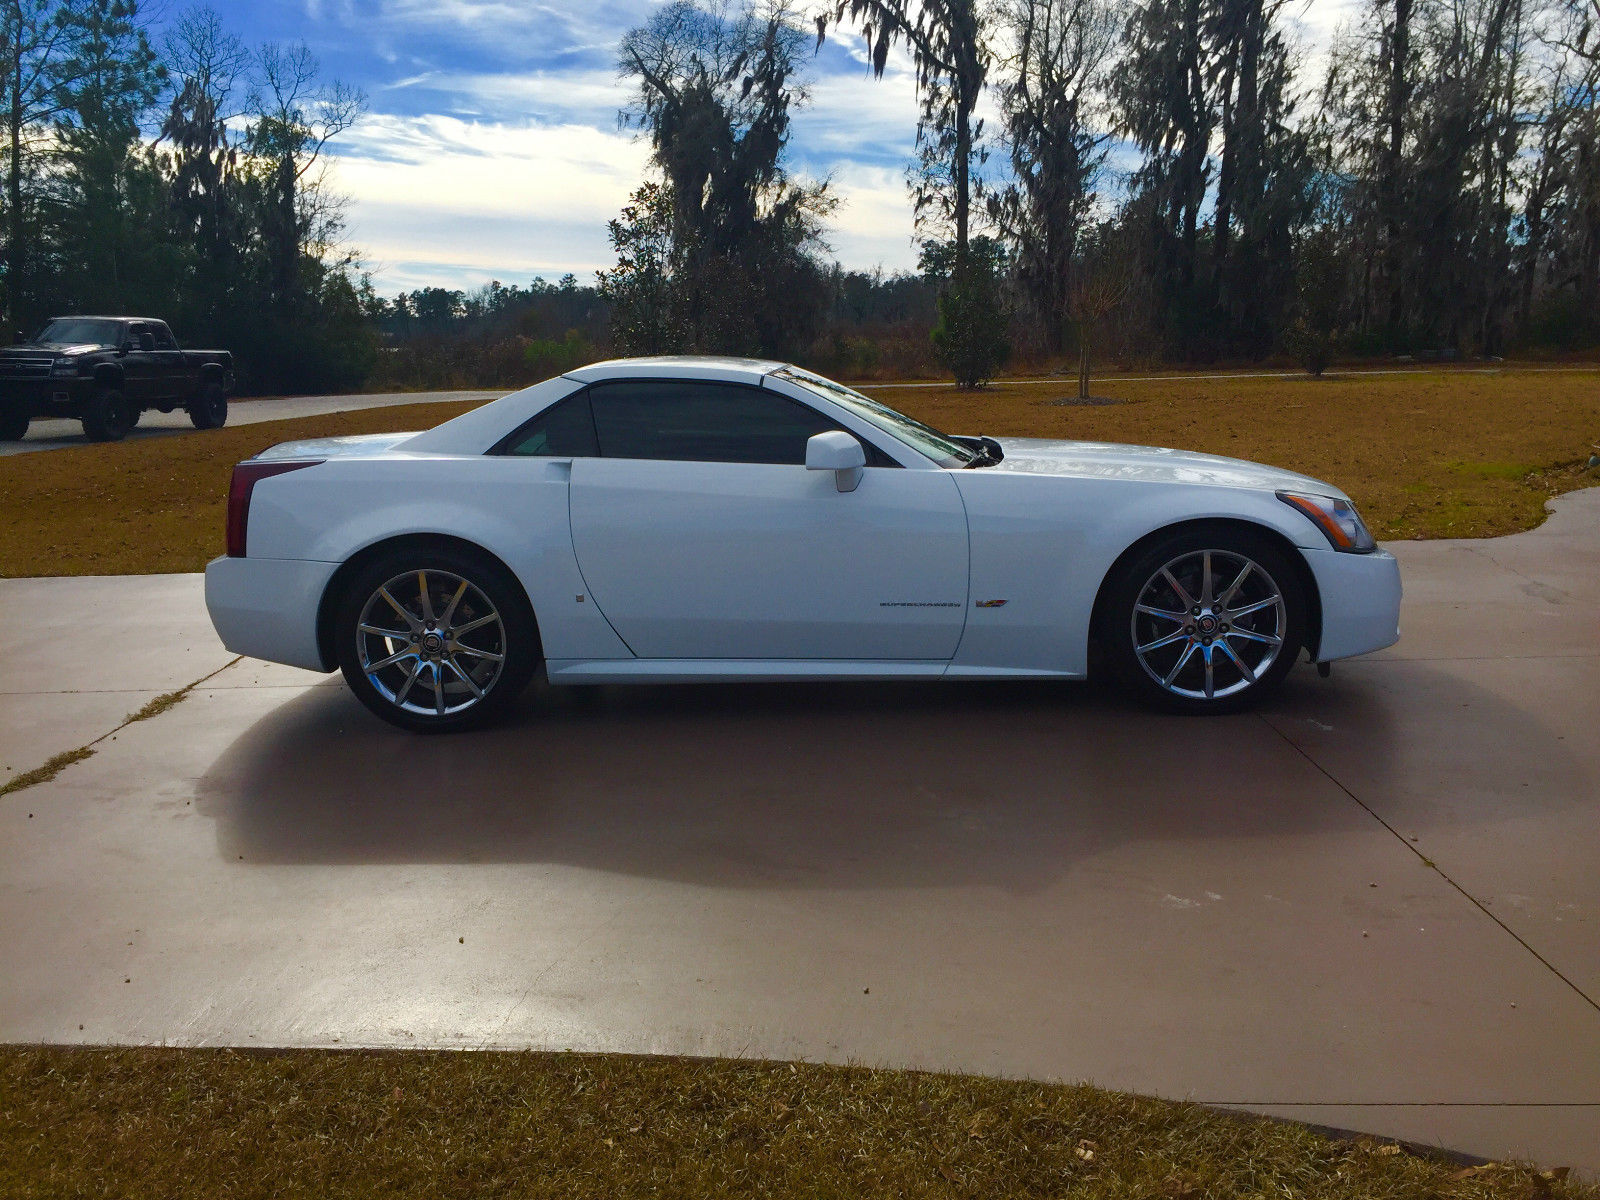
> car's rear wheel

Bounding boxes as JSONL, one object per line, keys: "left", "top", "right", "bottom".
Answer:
{"left": 336, "top": 546, "right": 540, "bottom": 732}
{"left": 82, "top": 386, "right": 134, "bottom": 442}
{"left": 1103, "top": 528, "right": 1306, "bottom": 714}
{"left": 190, "top": 381, "right": 227, "bottom": 429}
{"left": 0, "top": 409, "right": 27, "bottom": 440}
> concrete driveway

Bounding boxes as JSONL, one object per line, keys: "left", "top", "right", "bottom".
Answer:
{"left": 0, "top": 389, "right": 497, "bottom": 457}
{"left": 2, "top": 490, "right": 1598, "bottom": 1172}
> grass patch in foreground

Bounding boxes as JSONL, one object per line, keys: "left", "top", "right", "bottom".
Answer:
{"left": 2, "top": 1047, "right": 1589, "bottom": 1199}
{"left": 0, "top": 747, "right": 93, "bottom": 798}
{"left": 1, "top": 367, "right": 1597, "bottom": 576}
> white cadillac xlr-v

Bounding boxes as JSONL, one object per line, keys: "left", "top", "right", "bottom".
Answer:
{"left": 205, "top": 357, "right": 1401, "bottom": 731}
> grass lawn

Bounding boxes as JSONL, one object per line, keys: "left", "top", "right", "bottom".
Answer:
{"left": 2, "top": 1047, "right": 1591, "bottom": 1199}
{"left": 1, "top": 366, "right": 1596, "bottom": 577}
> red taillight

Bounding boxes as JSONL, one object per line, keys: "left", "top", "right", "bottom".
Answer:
{"left": 225, "top": 460, "right": 323, "bottom": 557}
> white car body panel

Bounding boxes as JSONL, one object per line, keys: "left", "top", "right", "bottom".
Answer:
{"left": 204, "top": 357, "right": 1402, "bottom": 685}
{"left": 205, "top": 555, "right": 336, "bottom": 672}
{"left": 568, "top": 457, "right": 968, "bottom": 659}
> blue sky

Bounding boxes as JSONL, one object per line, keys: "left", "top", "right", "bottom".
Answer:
{"left": 202, "top": 0, "right": 1353, "bottom": 295}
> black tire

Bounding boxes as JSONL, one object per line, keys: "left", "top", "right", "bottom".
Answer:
{"left": 335, "top": 544, "right": 540, "bottom": 733}
{"left": 1101, "top": 526, "right": 1307, "bottom": 714}
{"left": 82, "top": 386, "right": 134, "bottom": 442}
{"left": 189, "top": 381, "right": 228, "bottom": 430}
{"left": 0, "top": 409, "right": 27, "bottom": 441}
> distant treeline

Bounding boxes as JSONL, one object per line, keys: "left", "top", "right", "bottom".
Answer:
{"left": 375, "top": 0, "right": 1600, "bottom": 391}
{"left": 5, "top": 0, "right": 1597, "bottom": 395}
{"left": 362, "top": 269, "right": 942, "bottom": 390}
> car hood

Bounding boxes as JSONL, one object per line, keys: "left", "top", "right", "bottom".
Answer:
{"left": 254, "top": 432, "right": 422, "bottom": 461}
{"left": 6, "top": 342, "right": 101, "bottom": 354}
{"left": 982, "top": 437, "right": 1349, "bottom": 500}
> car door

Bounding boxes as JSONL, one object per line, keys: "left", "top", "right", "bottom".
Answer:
{"left": 563, "top": 379, "right": 970, "bottom": 661}
{"left": 120, "top": 322, "right": 158, "bottom": 406}
{"left": 148, "top": 323, "right": 186, "bottom": 403}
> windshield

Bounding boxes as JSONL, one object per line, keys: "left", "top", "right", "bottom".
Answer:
{"left": 34, "top": 318, "right": 123, "bottom": 347}
{"left": 774, "top": 367, "right": 978, "bottom": 467}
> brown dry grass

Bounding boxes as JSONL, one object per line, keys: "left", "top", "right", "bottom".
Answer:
{"left": 1, "top": 367, "right": 1596, "bottom": 577}
{"left": 0, "top": 400, "right": 473, "bottom": 577}
{"left": 883, "top": 367, "right": 1600, "bottom": 540}
{"left": 2, "top": 1047, "right": 1591, "bottom": 1199}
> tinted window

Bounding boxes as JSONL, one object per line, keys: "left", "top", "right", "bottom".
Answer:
{"left": 587, "top": 380, "right": 874, "bottom": 466}
{"left": 501, "top": 393, "right": 600, "bottom": 457}
{"left": 151, "top": 324, "right": 177, "bottom": 350}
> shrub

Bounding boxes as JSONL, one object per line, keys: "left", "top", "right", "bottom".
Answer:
{"left": 931, "top": 263, "right": 1011, "bottom": 389}
{"left": 1282, "top": 318, "right": 1335, "bottom": 376}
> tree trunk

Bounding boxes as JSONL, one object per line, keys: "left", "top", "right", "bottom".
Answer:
{"left": 1077, "top": 338, "right": 1089, "bottom": 400}
{"left": 7, "top": 45, "right": 23, "bottom": 328}
{"left": 1384, "top": 0, "right": 1412, "bottom": 333}
{"left": 954, "top": 96, "right": 970, "bottom": 267}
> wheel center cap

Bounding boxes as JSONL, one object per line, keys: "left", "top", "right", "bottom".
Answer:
{"left": 421, "top": 632, "right": 445, "bottom": 656}
{"left": 1196, "top": 615, "right": 1219, "bottom": 635}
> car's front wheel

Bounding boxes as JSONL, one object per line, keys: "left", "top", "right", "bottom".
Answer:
{"left": 0, "top": 409, "right": 27, "bottom": 441}
{"left": 335, "top": 546, "right": 540, "bottom": 732}
{"left": 82, "top": 386, "right": 134, "bottom": 442}
{"left": 1103, "top": 528, "right": 1306, "bottom": 714}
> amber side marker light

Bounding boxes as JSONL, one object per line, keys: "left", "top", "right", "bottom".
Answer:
{"left": 1276, "top": 491, "right": 1376, "bottom": 553}
{"left": 226, "top": 460, "right": 324, "bottom": 557}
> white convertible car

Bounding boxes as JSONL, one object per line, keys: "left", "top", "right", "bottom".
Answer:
{"left": 205, "top": 357, "right": 1401, "bottom": 731}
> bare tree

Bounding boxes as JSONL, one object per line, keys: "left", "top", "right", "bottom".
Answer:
{"left": 246, "top": 41, "right": 364, "bottom": 309}
{"left": 1, "top": 0, "right": 94, "bottom": 323}
{"left": 990, "top": 0, "right": 1119, "bottom": 352}
{"left": 816, "top": 0, "right": 994, "bottom": 266}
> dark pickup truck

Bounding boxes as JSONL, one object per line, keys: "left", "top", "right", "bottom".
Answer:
{"left": 0, "top": 316, "right": 233, "bottom": 442}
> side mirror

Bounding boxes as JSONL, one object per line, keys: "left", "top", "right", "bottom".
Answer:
{"left": 805, "top": 430, "right": 866, "bottom": 493}
{"left": 138, "top": 333, "right": 155, "bottom": 352}
{"left": 117, "top": 342, "right": 131, "bottom": 356}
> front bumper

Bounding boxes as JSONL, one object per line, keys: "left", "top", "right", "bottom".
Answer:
{"left": 0, "top": 378, "right": 90, "bottom": 415}
{"left": 205, "top": 555, "right": 340, "bottom": 673}
{"left": 1303, "top": 546, "right": 1402, "bottom": 662}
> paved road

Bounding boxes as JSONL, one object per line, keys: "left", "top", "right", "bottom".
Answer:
{"left": 3, "top": 492, "right": 1599, "bottom": 1173}
{"left": 0, "top": 389, "right": 498, "bottom": 457}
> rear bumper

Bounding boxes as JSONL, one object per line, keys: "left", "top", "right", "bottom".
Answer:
{"left": 1303, "top": 546, "right": 1402, "bottom": 662}
{"left": 205, "top": 555, "right": 339, "bottom": 672}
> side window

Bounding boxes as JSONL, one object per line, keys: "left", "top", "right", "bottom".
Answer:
{"left": 499, "top": 392, "right": 599, "bottom": 457}
{"left": 152, "top": 325, "right": 178, "bottom": 351}
{"left": 586, "top": 380, "right": 895, "bottom": 466}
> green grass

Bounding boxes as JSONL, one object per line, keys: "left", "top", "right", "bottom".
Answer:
{"left": 1, "top": 1047, "right": 1591, "bottom": 1199}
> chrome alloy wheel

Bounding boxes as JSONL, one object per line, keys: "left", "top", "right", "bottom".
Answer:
{"left": 1130, "top": 549, "right": 1287, "bottom": 701}
{"left": 355, "top": 569, "right": 507, "bottom": 717}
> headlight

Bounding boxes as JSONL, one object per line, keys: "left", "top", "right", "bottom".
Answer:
{"left": 51, "top": 358, "right": 78, "bottom": 376}
{"left": 1277, "top": 491, "right": 1376, "bottom": 553}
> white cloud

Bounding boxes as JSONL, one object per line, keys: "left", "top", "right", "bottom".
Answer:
{"left": 329, "top": 113, "right": 650, "bottom": 290}
{"left": 328, "top": 89, "right": 930, "bottom": 291}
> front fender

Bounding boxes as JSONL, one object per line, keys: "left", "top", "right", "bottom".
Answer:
{"left": 951, "top": 474, "right": 1330, "bottom": 676}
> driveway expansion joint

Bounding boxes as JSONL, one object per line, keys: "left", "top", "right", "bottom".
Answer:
{"left": 0, "top": 656, "right": 242, "bottom": 800}
{"left": 1257, "top": 712, "right": 1600, "bottom": 1018}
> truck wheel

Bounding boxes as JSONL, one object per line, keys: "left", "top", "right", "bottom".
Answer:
{"left": 83, "top": 387, "right": 134, "bottom": 442}
{"left": 189, "top": 381, "right": 228, "bottom": 430}
{"left": 0, "top": 410, "right": 26, "bottom": 441}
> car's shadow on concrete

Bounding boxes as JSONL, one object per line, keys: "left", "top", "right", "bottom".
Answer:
{"left": 194, "top": 664, "right": 1583, "bottom": 889}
